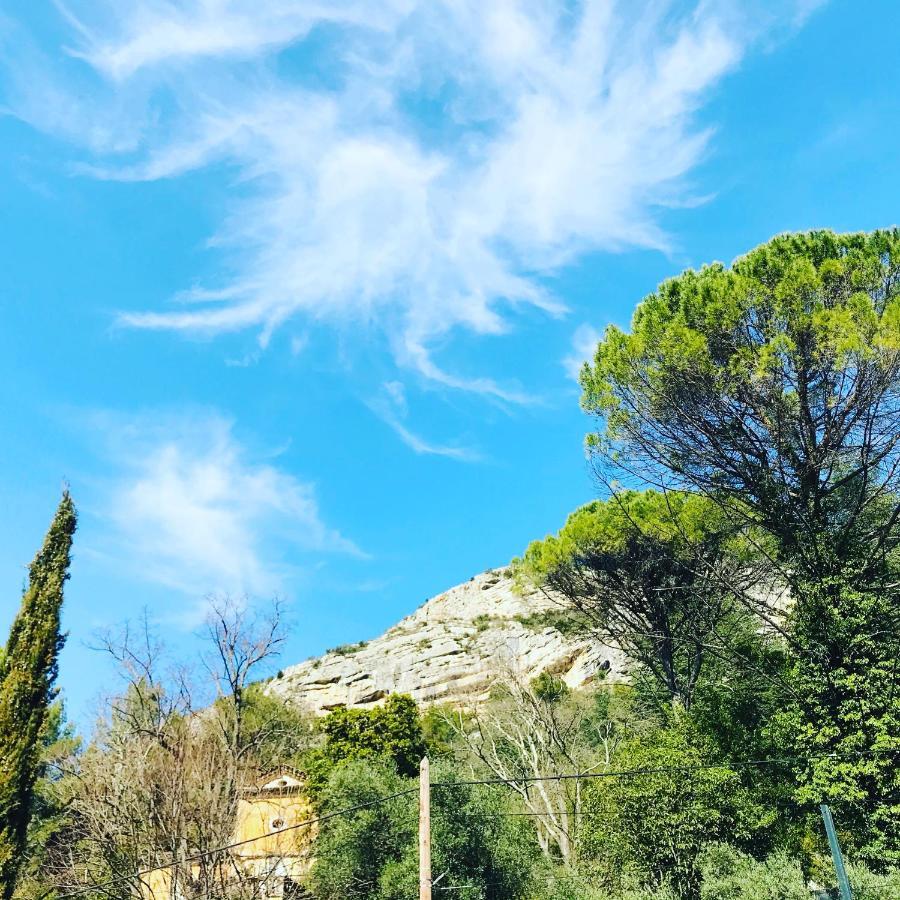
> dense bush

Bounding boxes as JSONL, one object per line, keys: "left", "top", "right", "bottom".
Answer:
{"left": 579, "top": 720, "right": 771, "bottom": 898}
{"left": 844, "top": 862, "right": 900, "bottom": 900}
{"left": 303, "top": 693, "right": 427, "bottom": 799}
{"left": 697, "top": 845, "right": 809, "bottom": 900}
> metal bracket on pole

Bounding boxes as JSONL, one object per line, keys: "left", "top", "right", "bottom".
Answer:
{"left": 820, "top": 804, "right": 853, "bottom": 900}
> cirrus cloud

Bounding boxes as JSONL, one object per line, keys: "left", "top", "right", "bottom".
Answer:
{"left": 4, "top": 1, "right": 820, "bottom": 395}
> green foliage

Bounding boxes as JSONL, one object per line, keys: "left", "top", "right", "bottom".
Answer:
{"left": 524, "top": 869, "right": 599, "bottom": 900}
{"left": 322, "top": 694, "right": 426, "bottom": 777}
{"left": 581, "top": 229, "right": 900, "bottom": 570}
{"left": 420, "top": 704, "right": 461, "bottom": 758}
{"left": 687, "top": 614, "right": 785, "bottom": 765}
{"left": 513, "top": 609, "right": 590, "bottom": 637}
{"left": 312, "top": 759, "right": 538, "bottom": 900}
{"left": 528, "top": 869, "right": 681, "bottom": 900}
{"left": 303, "top": 695, "right": 426, "bottom": 802}
{"left": 310, "top": 760, "right": 414, "bottom": 900}
{"left": 515, "top": 491, "right": 731, "bottom": 579}
{"left": 770, "top": 578, "right": 900, "bottom": 864}
{"left": 13, "top": 702, "right": 81, "bottom": 900}
{"left": 0, "top": 493, "right": 76, "bottom": 900}
{"left": 579, "top": 721, "right": 769, "bottom": 899}
{"left": 844, "top": 861, "right": 900, "bottom": 900}
{"left": 513, "top": 490, "right": 747, "bottom": 710}
{"left": 697, "top": 845, "right": 809, "bottom": 900}
{"left": 531, "top": 672, "right": 570, "bottom": 703}
{"left": 580, "top": 229, "right": 900, "bottom": 860}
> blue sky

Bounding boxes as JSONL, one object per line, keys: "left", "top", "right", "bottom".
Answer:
{"left": 1, "top": 0, "right": 898, "bottom": 724}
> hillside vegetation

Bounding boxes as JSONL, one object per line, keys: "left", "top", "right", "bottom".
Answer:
{"left": 6, "top": 230, "right": 900, "bottom": 900}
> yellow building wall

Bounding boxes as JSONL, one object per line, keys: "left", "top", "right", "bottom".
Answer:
{"left": 138, "top": 786, "right": 316, "bottom": 899}
{"left": 232, "top": 792, "right": 317, "bottom": 862}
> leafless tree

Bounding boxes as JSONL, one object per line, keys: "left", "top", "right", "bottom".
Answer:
{"left": 444, "top": 667, "right": 630, "bottom": 867}
{"left": 41, "top": 599, "right": 305, "bottom": 900}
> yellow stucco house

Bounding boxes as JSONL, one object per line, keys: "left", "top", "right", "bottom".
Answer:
{"left": 141, "top": 768, "right": 317, "bottom": 900}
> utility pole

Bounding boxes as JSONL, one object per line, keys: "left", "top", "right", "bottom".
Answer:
{"left": 820, "top": 804, "right": 853, "bottom": 900}
{"left": 419, "top": 756, "right": 432, "bottom": 900}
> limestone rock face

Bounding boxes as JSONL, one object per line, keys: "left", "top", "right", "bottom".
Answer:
{"left": 266, "top": 569, "right": 626, "bottom": 714}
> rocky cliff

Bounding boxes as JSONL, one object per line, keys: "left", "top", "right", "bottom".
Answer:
{"left": 266, "top": 568, "right": 626, "bottom": 714}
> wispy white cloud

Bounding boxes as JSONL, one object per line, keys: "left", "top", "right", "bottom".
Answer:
{"left": 96, "top": 411, "right": 360, "bottom": 599}
{"left": 368, "top": 381, "right": 482, "bottom": 461}
{"left": 4, "top": 1, "right": 819, "bottom": 395}
{"left": 63, "top": 0, "right": 411, "bottom": 81}
{"left": 563, "top": 323, "right": 603, "bottom": 381}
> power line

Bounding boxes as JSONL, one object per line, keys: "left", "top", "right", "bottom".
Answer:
{"left": 429, "top": 747, "right": 900, "bottom": 790}
{"left": 483, "top": 809, "right": 617, "bottom": 817}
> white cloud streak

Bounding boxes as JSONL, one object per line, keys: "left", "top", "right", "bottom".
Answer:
{"left": 99, "top": 411, "right": 360, "bottom": 598}
{"left": 66, "top": 0, "right": 412, "bottom": 80}
{"left": 368, "top": 381, "right": 482, "bottom": 461}
{"left": 6, "top": 1, "right": 818, "bottom": 392}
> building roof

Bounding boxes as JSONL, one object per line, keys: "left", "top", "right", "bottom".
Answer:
{"left": 242, "top": 766, "right": 308, "bottom": 797}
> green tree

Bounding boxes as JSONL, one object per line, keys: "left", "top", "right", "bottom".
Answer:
{"left": 0, "top": 492, "right": 77, "bottom": 899}
{"left": 531, "top": 672, "right": 571, "bottom": 704}
{"left": 310, "top": 760, "right": 414, "bottom": 900}
{"left": 769, "top": 577, "right": 900, "bottom": 862}
{"left": 580, "top": 230, "right": 900, "bottom": 858}
{"left": 579, "top": 721, "right": 769, "bottom": 899}
{"left": 10, "top": 702, "right": 81, "bottom": 900}
{"left": 514, "top": 490, "right": 756, "bottom": 710}
{"left": 322, "top": 694, "right": 426, "bottom": 776}
{"left": 304, "top": 693, "right": 427, "bottom": 801}
{"left": 581, "top": 229, "right": 900, "bottom": 575}
{"left": 697, "top": 845, "right": 809, "bottom": 900}
{"left": 311, "top": 758, "right": 538, "bottom": 900}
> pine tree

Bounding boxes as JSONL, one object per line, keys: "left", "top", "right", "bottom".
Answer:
{"left": 0, "top": 493, "right": 76, "bottom": 899}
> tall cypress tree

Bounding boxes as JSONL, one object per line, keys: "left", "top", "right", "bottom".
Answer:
{"left": 0, "top": 493, "right": 76, "bottom": 899}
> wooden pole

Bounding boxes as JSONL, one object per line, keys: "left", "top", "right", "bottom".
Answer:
{"left": 419, "top": 756, "right": 432, "bottom": 900}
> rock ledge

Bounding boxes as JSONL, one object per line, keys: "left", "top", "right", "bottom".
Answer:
{"left": 267, "top": 569, "right": 626, "bottom": 714}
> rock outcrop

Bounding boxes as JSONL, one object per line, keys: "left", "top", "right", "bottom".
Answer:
{"left": 266, "top": 568, "right": 626, "bottom": 714}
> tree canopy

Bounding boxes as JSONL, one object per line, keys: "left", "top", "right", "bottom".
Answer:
{"left": 312, "top": 759, "right": 538, "bottom": 900}
{"left": 309, "top": 693, "right": 426, "bottom": 786}
{"left": 514, "top": 490, "right": 755, "bottom": 709}
{"left": 580, "top": 229, "right": 900, "bottom": 579}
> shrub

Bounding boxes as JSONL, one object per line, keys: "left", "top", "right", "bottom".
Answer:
{"left": 329, "top": 640, "right": 368, "bottom": 656}
{"left": 531, "top": 672, "right": 570, "bottom": 703}
{"left": 698, "top": 845, "right": 808, "bottom": 900}
{"left": 514, "top": 609, "right": 589, "bottom": 637}
{"left": 845, "top": 862, "right": 900, "bottom": 900}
